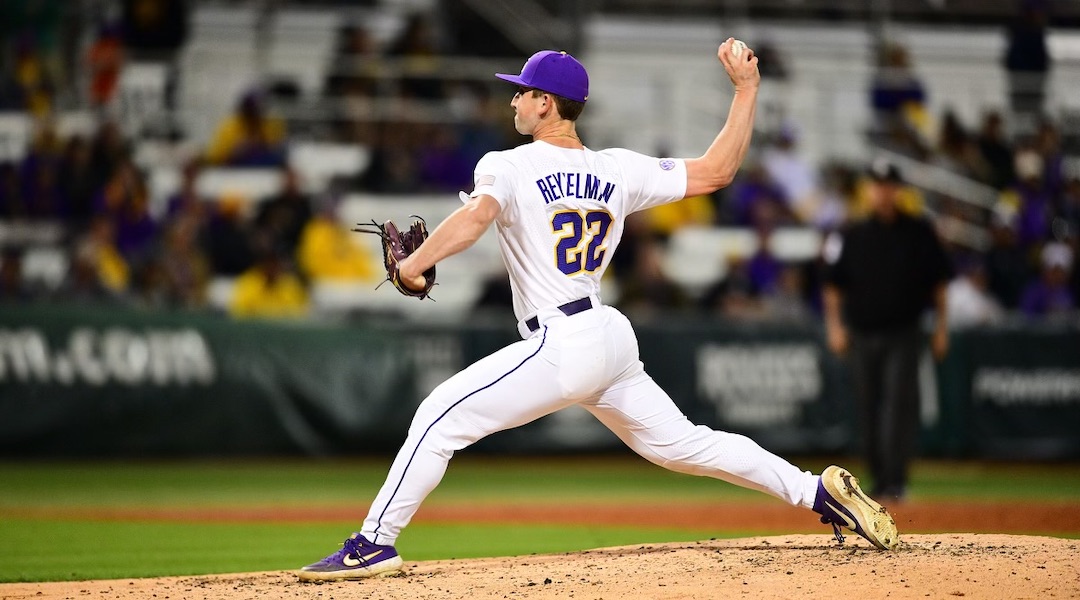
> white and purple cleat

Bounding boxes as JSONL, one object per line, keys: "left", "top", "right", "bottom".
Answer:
{"left": 814, "top": 465, "right": 899, "bottom": 550}
{"left": 297, "top": 533, "right": 404, "bottom": 581}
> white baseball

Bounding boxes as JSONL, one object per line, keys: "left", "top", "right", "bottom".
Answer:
{"left": 731, "top": 39, "right": 747, "bottom": 58}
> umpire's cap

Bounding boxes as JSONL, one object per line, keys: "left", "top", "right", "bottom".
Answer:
{"left": 496, "top": 50, "right": 589, "bottom": 103}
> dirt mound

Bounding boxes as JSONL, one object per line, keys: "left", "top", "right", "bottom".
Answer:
{"left": 3, "top": 534, "right": 1077, "bottom": 600}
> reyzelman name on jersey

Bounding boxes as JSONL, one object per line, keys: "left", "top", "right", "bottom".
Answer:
{"left": 536, "top": 172, "right": 615, "bottom": 204}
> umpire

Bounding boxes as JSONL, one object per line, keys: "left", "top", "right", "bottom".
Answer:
{"left": 822, "top": 159, "right": 953, "bottom": 502}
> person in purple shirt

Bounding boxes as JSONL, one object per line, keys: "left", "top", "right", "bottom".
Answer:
{"left": 1020, "top": 242, "right": 1076, "bottom": 318}
{"left": 747, "top": 225, "right": 784, "bottom": 295}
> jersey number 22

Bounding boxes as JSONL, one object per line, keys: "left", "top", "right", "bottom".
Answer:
{"left": 551, "top": 210, "right": 613, "bottom": 275}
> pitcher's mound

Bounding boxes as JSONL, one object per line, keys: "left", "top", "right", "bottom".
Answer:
{"left": 4, "top": 534, "right": 1077, "bottom": 599}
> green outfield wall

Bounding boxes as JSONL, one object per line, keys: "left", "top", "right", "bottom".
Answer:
{"left": 1, "top": 305, "right": 1077, "bottom": 458}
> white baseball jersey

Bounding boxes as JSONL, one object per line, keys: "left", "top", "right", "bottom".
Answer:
{"left": 359, "top": 140, "right": 820, "bottom": 549}
{"left": 469, "top": 142, "right": 687, "bottom": 320}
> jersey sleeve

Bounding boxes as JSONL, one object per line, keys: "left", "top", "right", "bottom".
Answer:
{"left": 821, "top": 229, "right": 849, "bottom": 288}
{"left": 603, "top": 148, "right": 688, "bottom": 213}
{"left": 469, "top": 152, "right": 514, "bottom": 210}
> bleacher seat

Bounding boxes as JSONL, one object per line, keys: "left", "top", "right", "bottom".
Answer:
{"left": 55, "top": 111, "right": 97, "bottom": 140}
{"left": 21, "top": 246, "right": 69, "bottom": 290}
{"left": 266, "top": 10, "right": 339, "bottom": 99}
{"left": 662, "top": 226, "right": 823, "bottom": 296}
{"left": 206, "top": 276, "right": 237, "bottom": 312}
{"left": 0, "top": 113, "right": 31, "bottom": 163}
{"left": 768, "top": 228, "right": 823, "bottom": 262}
{"left": 117, "top": 62, "right": 170, "bottom": 137}
{"left": 662, "top": 226, "right": 754, "bottom": 295}
{"left": 0, "top": 221, "right": 66, "bottom": 247}
{"left": 177, "top": 5, "right": 261, "bottom": 148}
{"left": 288, "top": 142, "right": 371, "bottom": 193}
{"left": 195, "top": 168, "right": 285, "bottom": 203}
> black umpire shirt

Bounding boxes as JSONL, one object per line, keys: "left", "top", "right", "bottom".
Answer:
{"left": 824, "top": 212, "right": 954, "bottom": 333}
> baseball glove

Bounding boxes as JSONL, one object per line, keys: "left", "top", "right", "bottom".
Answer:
{"left": 353, "top": 218, "right": 436, "bottom": 300}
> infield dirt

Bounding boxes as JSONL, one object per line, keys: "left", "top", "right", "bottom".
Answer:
{"left": 2, "top": 534, "right": 1077, "bottom": 600}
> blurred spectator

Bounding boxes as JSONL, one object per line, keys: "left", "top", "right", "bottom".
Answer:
{"left": 120, "top": 0, "right": 189, "bottom": 56}
{"left": 89, "top": 120, "right": 131, "bottom": 189}
{"left": 0, "top": 163, "right": 22, "bottom": 218}
{"left": 975, "top": 112, "right": 1016, "bottom": 190}
{"left": 19, "top": 122, "right": 65, "bottom": 218}
{"left": 133, "top": 254, "right": 169, "bottom": 308}
{"left": 709, "top": 255, "right": 765, "bottom": 320}
{"left": 984, "top": 211, "right": 1033, "bottom": 309}
{"left": 642, "top": 191, "right": 716, "bottom": 236}
{"left": 747, "top": 226, "right": 784, "bottom": 296}
{"left": 457, "top": 84, "right": 513, "bottom": 167}
{"left": 752, "top": 39, "right": 791, "bottom": 138}
{"left": 1059, "top": 177, "right": 1080, "bottom": 242}
{"left": 869, "top": 42, "right": 928, "bottom": 152}
{"left": 154, "top": 216, "right": 210, "bottom": 309}
{"left": 387, "top": 13, "right": 444, "bottom": 100}
{"left": 1004, "top": 0, "right": 1051, "bottom": 123}
{"left": 254, "top": 168, "right": 313, "bottom": 255}
{"left": 296, "top": 195, "right": 376, "bottom": 283}
{"left": 8, "top": 34, "right": 55, "bottom": 116}
{"left": 70, "top": 215, "right": 130, "bottom": 300}
{"left": 328, "top": 24, "right": 380, "bottom": 145}
{"left": 932, "top": 110, "right": 989, "bottom": 181}
{"left": 760, "top": 124, "right": 826, "bottom": 225}
{"left": 164, "top": 159, "right": 206, "bottom": 222}
{"left": 229, "top": 249, "right": 309, "bottom": 319}
{"left": 814, "top": 162, "right": 858, "bottom": 230}
{"left": 0, "top": 247, "right": 33, "bottom": 302}
{"left": 204, "top": 194, "right": 256, "bottom": 277}
{"left": 417, "top": 124, "right": 473, "bottom": 192}
{"left": 1019, "top": 242, "right": 1075, "bottom": 318}
{"left": 822, "top": 159, "right": 953, "bottom": 501}
{"left": 614, "top": 218, "right": 687, "bottom": 316}
{"left": 58, "top": 135, "right": 98, "bottom": 223}
{"left": 205, "top": 92, "right": 287, "bottom": 166}
{"left": 360, "top": 123, "right": 422, "bottom": 193}
{"left": 725, "top": 162, "right": 789, "bottom": 227}
{"left": 93, "top": 156, "right": 139, "bottom": 217}
{"left": 1034, "top": 120, "right": 1065, "bottom": 197}
{"left": 946, "top": 257, "right": 1006, "bottom": 328}
{"left": 760, "top": 265, "right": 814, "bottom": 323}
{"left": 999, "top": 148, "right": 1053, "bottom": 250}
{"left": 86, "top": 23, "right": 125, "bottom": 109}
{"left": 327, "top": 23, "right": 379, "bottom": 96}
{"left": 113, "top": 181, "right": 159, "bottom": 267}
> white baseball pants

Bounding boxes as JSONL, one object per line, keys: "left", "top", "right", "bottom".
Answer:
{"left": 362, "top": 301, "right": 820, "bottom": 545}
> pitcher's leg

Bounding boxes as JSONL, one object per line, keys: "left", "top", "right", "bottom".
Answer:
{"left": 362, "top": 331, "right": 571, "bottom": 545}
{"left": 584, "top": 372, "right": 819, "bottom": 509}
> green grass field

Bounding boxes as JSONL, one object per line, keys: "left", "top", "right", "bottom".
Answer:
{"left": 2, "top": 456, "right": 1079, "bottom": 583}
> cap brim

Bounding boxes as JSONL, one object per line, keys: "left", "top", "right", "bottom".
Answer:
{"left": 495, "top": 73, "right": 527, "bottom": 86}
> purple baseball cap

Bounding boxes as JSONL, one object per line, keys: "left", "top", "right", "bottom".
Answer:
{"left": 495, "top": 50, "right": 589, "bottom": 103}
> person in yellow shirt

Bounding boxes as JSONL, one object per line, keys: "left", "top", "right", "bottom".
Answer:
{"left": 229, "top": 249, "right": 309, "bottom": 319}
{"left": 205, "top": 92, "right": 287, "bottom": 166}
{"left": 640, "top": 191, "right": 717, "bottom": 235}
{"left": 76, "top": 215, "right": 129, "bottom": 294}
{"left": 296, "top": 200, "right": 376, "bottom": 282}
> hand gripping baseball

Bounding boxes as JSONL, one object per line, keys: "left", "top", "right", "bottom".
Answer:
{"left": 719, "top": 37, "right": 760, "bottom": 91}
{"left": 353, "top": 218, "right": 436, "bottom": 300}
